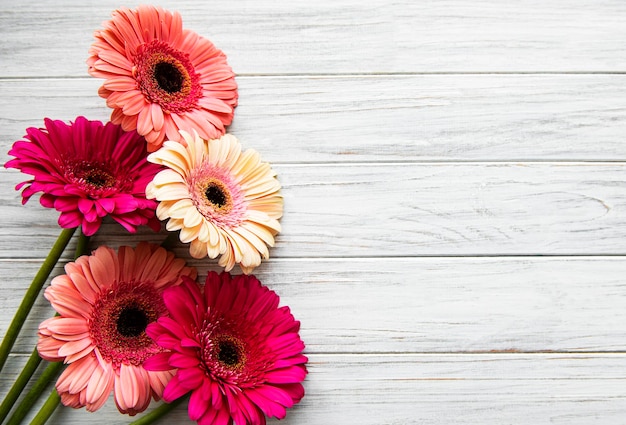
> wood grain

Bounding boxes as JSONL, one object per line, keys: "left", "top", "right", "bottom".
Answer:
{"left": 1, "top": 75, "right": 626, "bottom": 163}
{"left": 1, "top": 0, "right": 625, "bottom": 423}
{"left": 3, "top": 257, "right": 626, "bottom": 354}
{"left": 2, "top": 353, "right": 626, "bottom": 424}
{"left": 1, "top": 0, "right": 626, "bottom": 76}
{"left": 2, "top": 163, "right": 625, "bottom": 259}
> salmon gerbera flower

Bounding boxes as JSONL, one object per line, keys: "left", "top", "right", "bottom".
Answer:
{"left": 87, "top": 5, "right": 238, "bottom": 152}
{"left": 37, "top": 243, "right": 196, "bottom": 415}
{"left": 145, "top": 272, "right": 308, "bottom": 425}
{"left": 4, "top": 117, "right": 162, "bottom": 236}
{"left": 146, "top": 131, "right": 283, "bottom": 274}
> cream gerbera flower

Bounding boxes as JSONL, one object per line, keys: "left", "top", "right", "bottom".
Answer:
{"left": 146, "top": 131, "right": 282, "bottom": 274}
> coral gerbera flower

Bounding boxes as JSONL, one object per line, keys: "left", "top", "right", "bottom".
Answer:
{"left": 87, "top": 5, "right": 238, "bottom": 152}
{"left": 145, "top": 272, "right": 307, "bottom": 425}
{"left": 4, "top": 117, "right": 162, "bottom": 236}
{"left": 146, "top": 131, "right": 283, "bottom": 274}
{"left": 37, "top": 243, "right": 196, "bottom": 415}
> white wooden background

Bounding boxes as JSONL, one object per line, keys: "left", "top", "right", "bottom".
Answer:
{"left": 1, "top": 0, "right": 626, "bottom": 423}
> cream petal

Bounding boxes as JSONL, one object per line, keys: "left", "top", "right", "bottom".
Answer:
{"left": 180, "top": 223, "right": 202, "bottom": 243}
{"left": 240, "top": 221, "right": 276, "bottom": 247}
{"left": 183, "top": 206, "right": 204, "bottom": 228}
{"left": 189, "top": 239, "right": 208, "bottom": 258}
{"left": 148, "top": 141, "right": 193, "bottom": 175}
{"left": 161, "top": 198, "right": 195, "bottom": 219}
{"left": 152, "top": 169, "right": 187, "bottom": 186}
{"left": 151, "top": 182, "right": 190, "bottom": 201}
{"left": 165, "top": 218, "right": 184, "bottom": 231}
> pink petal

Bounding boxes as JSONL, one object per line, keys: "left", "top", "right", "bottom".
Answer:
{"left": 163, "top": 374, "right": 190, "bottom": 402}
{"left": 189, "top": 388, "right": 211, "bottom": 421}
{"left": 169, "top": 352, "right": 200, "bottom": 369}
{"left": 143, "top": 352, "right": 173, "bottom": 371}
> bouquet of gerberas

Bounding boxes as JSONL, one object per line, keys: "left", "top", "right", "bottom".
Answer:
{"left": 0, "top": 6, "right": 307, "bottom": 425}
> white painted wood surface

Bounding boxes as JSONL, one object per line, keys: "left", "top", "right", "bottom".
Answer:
{"left": 1, "top": 0, "right": 626, "bottom": 424}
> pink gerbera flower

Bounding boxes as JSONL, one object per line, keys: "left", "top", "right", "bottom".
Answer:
{"left": 4, "top": 117, "right": 162, "bottom": 236}
{"left": 37, "top": 243, "right": 196, "bottom": 415}
{"left": 145, "top": 272, "right": 307, "bottom": 425}
{"left": 87, "top": 5, "right": 238, "bottom": 152}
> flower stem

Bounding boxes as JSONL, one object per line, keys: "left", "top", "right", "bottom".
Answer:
{"left": 129, "top": 396, "right": 187, "bottom": 425}
{"left": 5, "top": 361, "right": 62, "bottom": 425}
{"left": 0, "top": 348, "right": 42, "bottom": 423}
{"left": 27, "top": 390, "right": 59, "bottom": 425}
{"left": 1, "top": 231, "right": 90, "bottom": 425}
{"left": 0, "top": 227, "right": 76, "bottom": 373}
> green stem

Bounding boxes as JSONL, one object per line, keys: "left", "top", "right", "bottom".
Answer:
{"left": 0, "top": 348, "right": 42, "bottom": 423}
{"left": 27, "top": 391, "right": 59, "bottom": 425}
{"left": 0, "top": 227, "right": 76, "bottom": 373}
{"left": 5, "top": 361, "right": 62, "bottom": 425}
{"left": 1, "top": 231, "right": 90, "bottom": 425}
{"left": 129, "top": 397, "right": 187, "bottom": 425}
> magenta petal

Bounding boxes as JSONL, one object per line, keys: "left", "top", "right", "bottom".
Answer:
{"left": 176, "top": 367, "right": 205, "bottom": 390}
{"left": 58, "top": 211, "right": 82, "bottom": 229}
{"left": 264, "top": 366, "right": 307, "bottom": 384}
{"left": 246, "top": 389, "right": 287, "bottom": 419}
{"left": 253, "top": 384, "right": 296, "bottom": 408}
{"left": 142, "top": 352, "right": 173, "bottom": 371}
{"left": 169, "top": 352, "right": 200, "bottom": 369}
{"left": 81, "top": 218, "right": 101, "bottom": 236}
{"left": 163, "top": 375, "right": 190, "bottom": 402}
{"left": 6, "top": 116, "right": 162, "bottom": 235}
{"left": 97, "top": 198, "right": 116, "bottom": 213}
{"left": 180, "top": 337, "right": 201, "bottom": 348}
{"left": 77, "top": 198, "right": 93, "bottom": 215}
{"left": 40, "top": 194, "right": 55, "bottom": 208}
{"left": 55, "top": 197, "right": 79, "bottom": 212}
{"left": 189, "top": 388, "right": 210, "bottom": 421}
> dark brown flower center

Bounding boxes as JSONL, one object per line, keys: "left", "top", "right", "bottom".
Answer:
{"left": 202, "top": 179, "right": 233, "bottom": 213}
{"left": 134, "top": 40, "right": 202, "bottom": 114}
{"left": 89, "top": 283, "right": 166, "bottom": 367}
{"left": 154, "top": 62, "right": 184, "bottom": 93}
{"left": 82, "top": 168, "right": 116, "bottom": 189}
{"left": 215, "top": 335, "right": 246, "bottom": 370}
{"left": 205, "top": 182, "right": 227, "bottom": 208}
{"left": 117, "top": 306, "right": 149, "bottom": 337}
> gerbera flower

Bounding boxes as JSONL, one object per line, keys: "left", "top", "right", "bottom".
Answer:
{"left": 87, "top": 5, "right": 238, "bottom": 152}
{"left": 4, "top": 117, "right": 162, "bottom": 236}
{"left": 146, "top": 131, "right": 283, "bottom": 274}
{"left": 37, "top": 243, "right": 196, "bottom": 415}
{"left": 145, "top": 271, "right": 307, "bottom": 425}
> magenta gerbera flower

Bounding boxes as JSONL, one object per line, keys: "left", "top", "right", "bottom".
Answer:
{"left": 4, "top": 116, "right": 163, "bottom": 236}
{"left": 37, "top": 243, "right": 196, "bottom": 414}
{"left": 145, "top": 272, "right": 308, "bottom": 425}
{"left": 87, "top": 5, "right": 238, "bottom": 152}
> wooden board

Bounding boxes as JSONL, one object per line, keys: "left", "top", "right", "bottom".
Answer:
{"left": 3, "top": 257, "right": 626, "bottom": 354}
{"left": 1, "top": 75, "right": 626, "bottom": 163}
{"left": 1, "top": 0, "right": 625, "bottom": 424}
{"left": 1, "top": 0, "right": 626, "bottom": 76}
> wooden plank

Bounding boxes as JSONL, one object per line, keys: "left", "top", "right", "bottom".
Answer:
{"left": 1, "top": 0, "right": 626, "bottom": 77}
{"left": 3, "top": 257, "right": 626, "bottom": 354}
{"left": 2, "top": 75, "right": 626, "bottom": 163}
{"left": 2, "top": 162, "right": 626, "bottom": 259}
{"left": 2, "top": 353, "right": 626, "bottom": 424}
